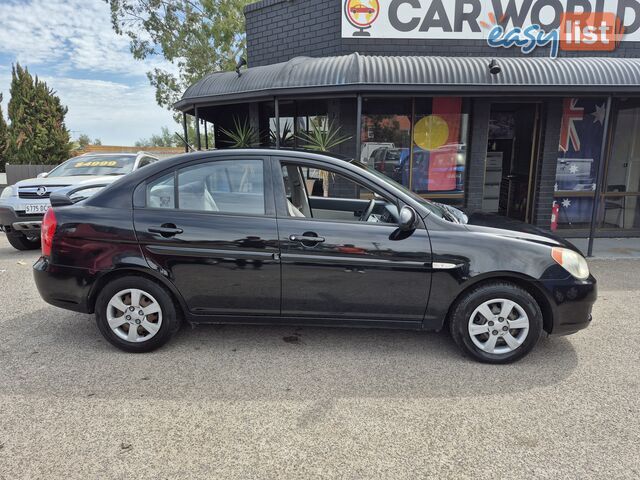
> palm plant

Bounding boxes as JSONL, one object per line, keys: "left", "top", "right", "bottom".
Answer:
{"left": 297, "top": 119, "right": 352, "bottom": 196}
{"left": 219, "top": 117, "right": 259, "bottom": 148}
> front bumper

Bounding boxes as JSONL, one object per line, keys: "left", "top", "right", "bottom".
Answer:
{"left": 542, "top": 274, "right": 597, "bottom": 335}
{"left": 0, "top": 205, "right": 43, "bottom": 232}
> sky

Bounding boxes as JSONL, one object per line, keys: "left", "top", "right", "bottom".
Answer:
{"left": 0, "top": 0, "right": 178, "bottom": 145}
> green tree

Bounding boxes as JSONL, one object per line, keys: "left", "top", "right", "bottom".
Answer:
{"left": 136, "top": 122, "right": 211, "bottom": 150}
{"left": 77, "top": 133, "right": 91, "bottom": 149}
{"left": 136, "top": 126, "right": 180, "bottom": 147}
{"left": 0, "top": 94, "right": 8, "bottom": 172}
{"left": 5, "top": 64, "right": 71, "bottom": 165}
{"left": 106, "top": 0, "right": 251, "bottom": 112}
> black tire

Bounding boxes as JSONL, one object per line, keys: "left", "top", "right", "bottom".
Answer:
{"left": 6, "top": 231, "right": 41, "bottom": 251}
{"left": 95, "top": 276, "right": 181, "bottom": 353}
{"left": 449, "top": 282, "right": 543, "bottom": 364}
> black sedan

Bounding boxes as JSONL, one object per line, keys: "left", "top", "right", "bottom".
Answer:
{"left": 33, "top": 149, "right": 596, "bottom": 363}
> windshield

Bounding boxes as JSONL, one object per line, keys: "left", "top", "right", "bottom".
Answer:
{"left": 350, "top": 159, "right": 459, "bottom": 222}
{"left": 48, "top": 155, "right": 136, "bottom": 177}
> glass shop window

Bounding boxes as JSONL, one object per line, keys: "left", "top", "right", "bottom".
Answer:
{"left": 552, "top": 98, "right": 607, "bottom": 232}
{"left": 360, "top": 97, "right": 412, "bottom": 184}
{"left": 263, "top": 99, "right": 329, "bottom": 149}
{"left": 360, "top": 97, "right": 468, "bottom": 205}
{"left": 412, "top": 97, "right": 468, "bottom": 198}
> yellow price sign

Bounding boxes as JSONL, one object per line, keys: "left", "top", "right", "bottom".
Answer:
{"left": 74, "top": 160, "right": 118, "bottom": 167}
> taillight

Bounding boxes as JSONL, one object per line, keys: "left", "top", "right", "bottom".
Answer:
{"left": 41, "top": 208, "right": 57, "bottom": 257}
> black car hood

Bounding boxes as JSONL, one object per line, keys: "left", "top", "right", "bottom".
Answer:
{"left": 463, "top": 211, "right": 582, "bottom": 253}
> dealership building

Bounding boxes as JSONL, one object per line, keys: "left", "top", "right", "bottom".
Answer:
{"left": 175, "top": 0, "right": 640, "bottom": 247}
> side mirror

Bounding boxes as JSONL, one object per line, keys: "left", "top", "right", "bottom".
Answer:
{"left": 398, "top": 205, "right": 418, "bottom": 231}
{"left": 37, "top": 172, "right": 49, "bottom": 178}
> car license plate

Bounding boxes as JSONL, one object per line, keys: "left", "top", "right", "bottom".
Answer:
{"left": 24, "top": 204, "right": 49, "bottom": 215}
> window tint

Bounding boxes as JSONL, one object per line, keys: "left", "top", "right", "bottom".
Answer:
{"left": 177, "top": 160, "right": 265, "bottom": 215}
{"left": 147, "top": 173, "right": 175, "bottom": 209}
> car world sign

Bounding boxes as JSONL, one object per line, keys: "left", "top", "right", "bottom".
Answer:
{"left": 341, "top": 0, "right": 640, "bottom": 54}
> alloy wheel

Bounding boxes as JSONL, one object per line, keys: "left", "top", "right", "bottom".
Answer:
{"left": 106, "top": 288, "right": 163, "bottom": 343}
{"left": 468, "top": 298, "right": 530, "bottom": 355}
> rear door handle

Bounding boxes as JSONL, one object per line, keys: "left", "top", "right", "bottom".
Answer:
{"left": 148, "top": 226, "right": 184, "bottom": 237}
{"left": 289, "top": 234, "right": 325, "bottom": 243}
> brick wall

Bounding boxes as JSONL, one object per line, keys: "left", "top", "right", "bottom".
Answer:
{"left": 245, "top": 0, "right": 640, "bottom": 67}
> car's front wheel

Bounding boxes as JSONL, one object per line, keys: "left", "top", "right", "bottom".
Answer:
{"left": 449, "top": 282, "right": 543, "bottom": 364}
{"left": 5, "top": 231, "right": 41, "bottom": 251}
{"left": 95, "top": 276, "right": 181, "bottom": 353}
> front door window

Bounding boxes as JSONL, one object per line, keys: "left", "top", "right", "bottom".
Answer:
{"left": 281, "top": 163, "right": 400, "bottom": 224}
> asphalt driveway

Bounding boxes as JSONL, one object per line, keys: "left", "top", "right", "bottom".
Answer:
{"left": 0, "top": 235, "right": 638, "bottom": 479}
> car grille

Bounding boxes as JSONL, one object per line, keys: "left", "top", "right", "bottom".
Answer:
{"left": 18, "top": 185, "right": 69, "bottom": 199}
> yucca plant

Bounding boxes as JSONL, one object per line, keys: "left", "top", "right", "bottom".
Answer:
{"left": 269, "top": 120, "right": 294, "bottom": 147}
{"left": 296, "top": 118, "right": 352, "bottom": 152}
{"left": 219, "top": 117, "right": 259, "bottom": 148}
{"left": 297, "top": 119, "right": 352, "bottom": 196}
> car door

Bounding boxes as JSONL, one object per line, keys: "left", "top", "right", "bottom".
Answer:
{"left": 133, "top": 155, "right": 281, "bottom": 317}
{"left": 273, "top": 157, "right": 432, "bottom": 325}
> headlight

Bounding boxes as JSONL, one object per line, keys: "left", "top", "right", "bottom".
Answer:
{"left": 0, "top": 185, "right": 15, "bottom": 199}
{"left": 552, "top": 247, "right": 590, "bottom": 280}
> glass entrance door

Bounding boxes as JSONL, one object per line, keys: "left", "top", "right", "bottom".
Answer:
{"left": 600, "top": 98, "right": 640, "bottom": 234}
{"left": 483, "top": 103, "right": 542, "bottom": 222}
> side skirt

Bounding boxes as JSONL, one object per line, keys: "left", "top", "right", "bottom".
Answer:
{"left": 184, "top": 313, "right": 426, "bottom": 331}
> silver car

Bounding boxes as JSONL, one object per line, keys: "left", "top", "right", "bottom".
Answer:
{"left": 0, "top": 152, "right": 159, "bottom": 250}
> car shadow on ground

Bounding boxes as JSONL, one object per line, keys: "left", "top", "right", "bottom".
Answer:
{"left": 2, "top": 308, "right": 578, "bottom": 401}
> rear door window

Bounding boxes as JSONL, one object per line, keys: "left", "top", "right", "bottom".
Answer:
{"left": 177, "top": 160, "right": 265, "bottom": 215}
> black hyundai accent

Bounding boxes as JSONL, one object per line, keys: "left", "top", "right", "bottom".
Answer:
{"left": 33, "top": 149, "right": 596, "bottom": 363}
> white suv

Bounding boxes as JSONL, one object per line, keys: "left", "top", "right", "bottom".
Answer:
{"left": 0, "top": 152, "right": 159, "bottom": 250}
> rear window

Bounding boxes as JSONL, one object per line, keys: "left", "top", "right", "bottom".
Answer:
{"left": 48, "top": 156, "right": 137, "bottom": 177}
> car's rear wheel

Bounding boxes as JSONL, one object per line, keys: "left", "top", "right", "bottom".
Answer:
{"left": 95, "top": 276, "right": 180, "bottom": 353}
{"left": 5, "top": 231, "right": 41, "bottom": 251}
{"left": 449, "top": 282, "right": 543, "bottom": 364}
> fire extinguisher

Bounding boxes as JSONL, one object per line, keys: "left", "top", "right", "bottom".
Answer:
{"left": 551, "top": 201, "right": 559, "bottom": 232}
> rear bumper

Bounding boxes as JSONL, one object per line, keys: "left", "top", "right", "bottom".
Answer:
{"left": 542, "top": 274, "right": 597, "bottom": 335}
{"left": 0, "top": 205, "right": 43, "bottom": 232}
{"left": 33, "top": 257, "right": 93, "bottom": 313}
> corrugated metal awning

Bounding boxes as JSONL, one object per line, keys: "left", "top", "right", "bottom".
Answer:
{"left": 175, "top": 54, "right": 640, "bottom": 111}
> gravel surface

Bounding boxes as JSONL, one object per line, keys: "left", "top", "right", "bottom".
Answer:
{"left": 0, "top": 235, "right": 638, "bottom": 479}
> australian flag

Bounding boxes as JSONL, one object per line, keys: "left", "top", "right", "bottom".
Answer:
{"left": 555, "top": 98, "right": 607, "bottom": 226}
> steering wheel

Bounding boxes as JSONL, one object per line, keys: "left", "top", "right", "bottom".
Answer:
{"left": 359, "top": 198, "right": 376, "bottom": 222}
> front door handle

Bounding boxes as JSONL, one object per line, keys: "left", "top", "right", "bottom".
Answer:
{"left": 148, "top": 224, "right": 184, "bottom": 237}
{"left": 289, "top": 234, "right": 325, "bottom": 243}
